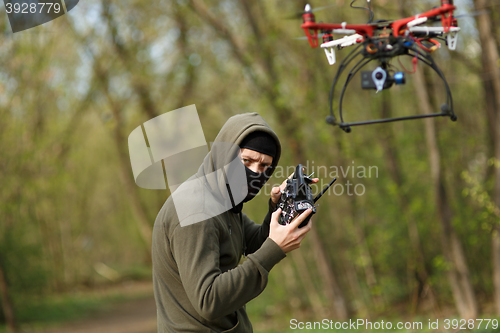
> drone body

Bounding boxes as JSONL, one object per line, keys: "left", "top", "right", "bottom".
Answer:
{"left": 301, "top": 0, "right": 459, "bottom": 132}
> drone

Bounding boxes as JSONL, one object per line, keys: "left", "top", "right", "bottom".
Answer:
{"left": 301, "top": 0, "right": 460, "bottom": 132}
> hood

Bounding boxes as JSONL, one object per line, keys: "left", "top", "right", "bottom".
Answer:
{"left": 173, "top": 113, "right": 280, "bottom": 226}
{"left": 205, "top": 112, "right": 281, "bottom": 173}
{"left": 206, "top": 113, "right": 281, "bottom": 208}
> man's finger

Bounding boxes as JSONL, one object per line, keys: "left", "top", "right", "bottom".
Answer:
{"left": 271, "top": 208, "right": 282, "bottom": 224}
{"left": 271, "top": 187, "right": 282, "bottom": 206}
{"left": 297, "top": 219, "right": 312, "bottom": 235}
{"left": 280, "top": 172, "right": 294, "bottom": 188}
{"left": 297, "top": 231, "right": 309, "bottom": 243}
{"left": 279, "top": 174, "right": 293, "bottom": 191}
{"left": 289, "top": 209, "right": 312, "bottom": 229}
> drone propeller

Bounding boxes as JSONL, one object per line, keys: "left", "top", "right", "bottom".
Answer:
{"left": 371, "top": 19, "right": 396, "bottom": 28}
{"left": 454, "top": 10, "right": 489, "bottom": 19}
{"left": 284, "top": 4, "right": 337, "bottom": 20}
{"left": 293, "top": 32, "right": 329, "bottom": 40}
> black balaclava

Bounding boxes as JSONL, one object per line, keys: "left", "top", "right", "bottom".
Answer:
{"left": 239, "top": 131, "right": 277, "bottom": 203}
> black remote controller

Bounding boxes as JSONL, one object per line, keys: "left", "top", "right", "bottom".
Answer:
{"left": 276, "top": 164, "right": 336, "bottom": 228}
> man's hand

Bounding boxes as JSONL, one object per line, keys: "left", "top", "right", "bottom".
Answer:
{"left": 270, "top": 174, "right": 319, "bottom": 209}
{"left": 270, "top": 178, "right": 289, "bottom": 208}
{"left": 269, "top": 208, "right": 312, "bottom": 253}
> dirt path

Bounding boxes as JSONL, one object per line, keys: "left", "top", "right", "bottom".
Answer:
{"left": 39, "top": 282, "right": 157, "bottom": 333}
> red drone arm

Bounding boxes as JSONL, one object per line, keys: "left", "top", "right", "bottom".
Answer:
{"left": 392, "top": 3, "right": 456, "bottom": 36}
{"left": 301, "top": 21, "right": 375, "bottom": 48}
{"left": 301, "top": 2, "right": 456, "bottom": 48}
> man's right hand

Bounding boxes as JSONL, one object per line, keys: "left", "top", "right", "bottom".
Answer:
{"left": 269, "top": 208, "right": 312, "bottom": 253}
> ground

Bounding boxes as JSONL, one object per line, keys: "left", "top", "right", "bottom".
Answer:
{"left": 38, "top": 282, "right": 157, "bottom": 333}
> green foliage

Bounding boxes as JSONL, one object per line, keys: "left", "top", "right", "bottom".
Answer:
{"left": 0, "top": 0, "right": 498, "bottom": 328}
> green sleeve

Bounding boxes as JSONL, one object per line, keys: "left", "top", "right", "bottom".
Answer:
{"left": 242, "top": 199, "right": 275, "bottom": 255}
{"left": 171, "top": 218, "right": 285, "bottom": 321}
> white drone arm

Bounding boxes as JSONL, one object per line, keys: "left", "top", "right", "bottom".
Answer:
{"left": 408, "top": 26, "right": 460, "bottom": 34}
{"left": 332, "top": 29, "right": 356, "bottom": 35}
{"left": 320, "top": 34, "right": 363, "bottom": 65}
{"left": 407, "top": 16, "right": 428, "bottom": 28}
{"left": 321, "top": 34, "right": 363, "bottom": 48}
{"left": 408, "top": 26, "right": 460, "bottom": 50}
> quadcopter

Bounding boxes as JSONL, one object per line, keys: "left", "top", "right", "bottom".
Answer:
{"left": 301, "top": 0, "right": 460, "bottom": 132}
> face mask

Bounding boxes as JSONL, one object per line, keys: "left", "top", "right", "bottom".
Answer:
{"left": 243, "top": 165, "right": 273, "bottom": 202}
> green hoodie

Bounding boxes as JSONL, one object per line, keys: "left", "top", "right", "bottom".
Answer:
{"left": 152, "top": 113, "right": 286, "bottom": 332}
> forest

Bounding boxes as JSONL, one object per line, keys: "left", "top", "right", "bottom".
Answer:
{"left": 1, "top": 0, "right": 500, "bottom": 332}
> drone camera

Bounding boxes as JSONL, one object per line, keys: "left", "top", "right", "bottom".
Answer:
{"left": 372, "top": 67, "right": 387, "bottom": 91}
{"left": 361, "top": 68, "right": 406, "bottom": 91}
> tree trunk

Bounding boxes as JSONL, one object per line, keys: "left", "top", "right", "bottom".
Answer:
{"left": 329, "top": 140, "right": 372, "bottom": 316}
{"left": 341, "top": 250, "right": 370, "bottom": 319}
{"left": 473, "top": 0, "right": 500, "bottom": 314}
{"left": 0, "top": 253, "right": 17, "bottom": 333}
{"left": 413, "top": 66, "right": 478, "bottom": 319}
{"left": 309, "top": 228, "right": 349, "bottom": 319}
{"left": 350, "top": 199, "right": 383, "bottom": 309}
{"left": 93, "top": 61, "right": 153, "bottom": 258}
{"left": 101, "top": 0, "right": 159, "bottom": 120}
{"left": 379, "top": 92, "right": 438, "bottom": 314}
{"left": 281, "top": 261, "right": 303, "bottom": 311}
{"left": 66, "top": 15, "right": 154, "bottom": 260}
{"left": 190, "top": 0, "right": 350, "bottom": 318}
{"left": 290, "top": 251, "right": 328, "bottom": 318}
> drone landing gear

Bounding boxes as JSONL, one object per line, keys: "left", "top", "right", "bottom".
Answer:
{"left": 327, "top": 115, "right": 352, "bottom": 132}
{"left": 332, "top": 110, "right": 457, "bottom": 130}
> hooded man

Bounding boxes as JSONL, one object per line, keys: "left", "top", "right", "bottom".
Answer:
{"left": 152, "top": 113, "right": 313, "bottom": 332}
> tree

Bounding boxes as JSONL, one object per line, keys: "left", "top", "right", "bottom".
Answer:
{"left": 413, "top": 66, "right": 478, "bottom": 319}
{"left": 0, "top": 252, "right": 17, "bottom": 333}
{"left": 473, "top": 0, "right": 500, "bottom": 315}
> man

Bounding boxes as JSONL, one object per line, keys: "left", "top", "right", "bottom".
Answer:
{"left": 152, "top": 113, "right": 313, "bottom": 332}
